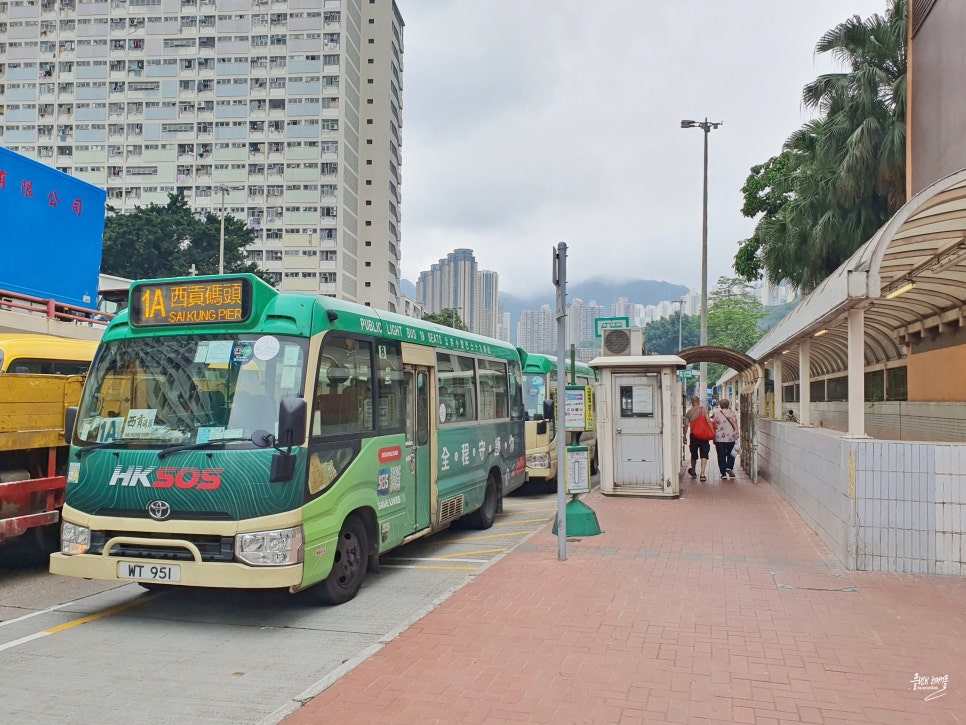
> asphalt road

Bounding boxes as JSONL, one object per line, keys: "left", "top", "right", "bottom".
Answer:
{"left": 0, "top": 481, "right": 561, "bottom": 725}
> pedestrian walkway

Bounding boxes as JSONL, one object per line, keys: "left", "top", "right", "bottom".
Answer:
{"left": 282, "top": 472, "right": 966, "bottom": 724}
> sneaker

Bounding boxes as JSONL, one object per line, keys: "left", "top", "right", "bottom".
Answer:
{"left": 687, "top": 468, "right": 696, "bottom": 479}
{"left": 727, "top": 469, "right": 735, "bottom": 477}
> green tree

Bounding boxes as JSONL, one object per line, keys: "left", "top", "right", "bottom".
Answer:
{"left": 735, "top": 0, "right": 907, "bottom": 291}
{"left": 643, "top": 311, "right": 699, "bottom": 355}
{"left": 706, "top": 277, "right": 767, "bottom": 383}
{"left": 101, "top": 194, "right": 272, "bottom": 284}
{"left": 422, "top": 308, "right": 468, "bottom": 331}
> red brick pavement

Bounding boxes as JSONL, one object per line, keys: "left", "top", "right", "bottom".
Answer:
{"left": 284, "top": 473, "right": 966, "bottom": 724}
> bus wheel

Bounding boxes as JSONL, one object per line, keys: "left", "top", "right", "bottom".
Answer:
{"left": 465, "top": 473, "right": 500, "bottom": 530}
{"left": 590, "top": 449, "right": 599, "bottom": 476}
{"left": 316, "top": 516, "right": 369, "bottom": 605}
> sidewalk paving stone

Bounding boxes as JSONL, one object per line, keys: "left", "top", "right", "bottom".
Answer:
{"left": 282, "top": 475, "right": 966, "bottom": 724}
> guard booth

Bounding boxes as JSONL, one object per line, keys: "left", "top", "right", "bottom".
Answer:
{"left": 590, "top": 353, "right": 685, "bottom": 497}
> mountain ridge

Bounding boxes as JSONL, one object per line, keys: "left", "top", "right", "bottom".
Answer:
{"left": 402, "top": 276, "right": 690, "bottom": 344}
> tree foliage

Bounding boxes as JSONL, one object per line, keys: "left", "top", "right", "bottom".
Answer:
{"left": 735, "top": 0, "right": 907, "bottom": 291}
{"left": 101, "top": 194, "right": 273, "bottom": 284}
{"left": 422, "top": 308, "right": 468, "bottom": 331}
{"left": 643, "top": 311, "right": 699, "bottom": 355}
{"left": 705, "top": 277, "right": 767, "bottom": 383}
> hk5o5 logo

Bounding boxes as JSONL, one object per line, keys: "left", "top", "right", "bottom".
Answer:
{"left": 108, "top": 466, "right": 223, "bottom": 490}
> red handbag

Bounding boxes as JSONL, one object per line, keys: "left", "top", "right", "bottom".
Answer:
{"left": 691, "top": 412, "right": 716, "bottom": 441}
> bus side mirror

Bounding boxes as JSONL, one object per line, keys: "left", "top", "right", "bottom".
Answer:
{"left": 277, "top": 396, "right": 307, "bottom": 448}
{"left": 270, "top": 397, "right": 306, "bottom": 483}
{"left": 542, "top": 398, "right": 555, "bottom": 421}
{"left": 64, "top": 406, "right": 78, "bottom": 444}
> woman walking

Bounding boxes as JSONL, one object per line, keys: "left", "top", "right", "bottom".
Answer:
{"left": 712, "top": 399, "right": 739, "bottom": 479}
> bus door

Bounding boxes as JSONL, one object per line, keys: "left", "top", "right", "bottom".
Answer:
{"left": 403, "top": 367, "right": 432, "bottom": 531}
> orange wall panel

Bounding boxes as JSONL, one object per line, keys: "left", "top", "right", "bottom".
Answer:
{"left": 908, "top": 345, "right": 966, "bottom": 401}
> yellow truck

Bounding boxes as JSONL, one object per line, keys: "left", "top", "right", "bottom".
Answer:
{"left": 0, "top": 373, "right": 87, "bottom": 546}
{"left": 0, "top": 335, "right": 98, "bottom": 548}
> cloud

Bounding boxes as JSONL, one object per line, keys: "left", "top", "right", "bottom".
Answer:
{"left": 398, "top": 0, "right": 890, "bottom": 295}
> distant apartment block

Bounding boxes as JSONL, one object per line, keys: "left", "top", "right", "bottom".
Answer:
{"left": 416, "top": 248, "right": 501, "bottom": 335}
{"left": 0, "top": 0, "right": 404, "bottom": 311}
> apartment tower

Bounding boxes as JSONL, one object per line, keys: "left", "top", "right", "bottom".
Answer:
{"left": 0, "top": 0, "right": 404, "bottom": 311}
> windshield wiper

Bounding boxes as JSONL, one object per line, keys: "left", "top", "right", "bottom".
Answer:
{"left": 75, "top": 438, "right": 145, "bottom": 459}
{"left": 157, "top": 436, "right": 252, "bottom": 460}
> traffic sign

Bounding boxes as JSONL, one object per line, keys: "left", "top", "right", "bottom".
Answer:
{"left": 594, "top": 316, "right": 630, "bottom": 338}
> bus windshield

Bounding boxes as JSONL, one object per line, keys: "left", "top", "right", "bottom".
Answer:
{"left": 73, "top": 334, "right": 308, "bottom": 447}
{"left": 523, "top": 373, "right": 548, "bottom": 419}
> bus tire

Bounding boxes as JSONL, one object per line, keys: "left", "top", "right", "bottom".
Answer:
{"left": 465, "top": 473, "right": 500, "bottom": 530}
{"left": 315, "top": 516, "right": 369, "bottom": 605}
{"left": 590, "top": 449, "right": 599, "bottom": 476}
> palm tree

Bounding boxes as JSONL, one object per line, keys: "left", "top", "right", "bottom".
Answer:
{"left": 735, "top": 0, "right": 907, "bottom": 292}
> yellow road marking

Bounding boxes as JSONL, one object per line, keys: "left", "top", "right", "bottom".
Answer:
{"left": 494, "top": 517, "right": 551, "bottom": 526}
{"left": 435, "top": 548, "right": 505, "bottom": 558}
{"left": 44, "top": 596, "right": 153, "bottom": 634}
{"left": 0, "top": 594, "right": 156, "bottom": 654}
{"left": 433, "top": 530, "right": 529, "bottom": 545}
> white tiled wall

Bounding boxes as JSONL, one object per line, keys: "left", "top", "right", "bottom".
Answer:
{"left": 757, "top": 419, "right": 965, "bottom": 576}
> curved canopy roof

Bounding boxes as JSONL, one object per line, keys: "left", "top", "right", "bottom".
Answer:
{"left": 679, "top": 346, "right": 758, "bottom": 375}
{"left": 745, "top": 167, "right": 966, "bottom": 381}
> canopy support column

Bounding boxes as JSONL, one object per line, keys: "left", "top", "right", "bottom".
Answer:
{"left": 847, "top": 307, "right": 866, "bottom": 437}
{"left": 773, "top": 356, "right": 783, "bottom": 419}
{"left": 799, "top": 337, "right": 811, "bottom": 426}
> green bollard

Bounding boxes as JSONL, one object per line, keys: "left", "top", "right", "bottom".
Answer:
{"left": 552, "top": 497, "right": 602, "bottom": 537}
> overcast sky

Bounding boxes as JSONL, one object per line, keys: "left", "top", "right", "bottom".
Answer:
{"left": 396, "top": 0, "right": 890, "bottom": 298}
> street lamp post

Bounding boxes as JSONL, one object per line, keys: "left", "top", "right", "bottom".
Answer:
{"left": 216, "top": 184, "right": 229, "bottom": 274}
{"left": 681, "top": 118, "right": 723, "bottom": 403}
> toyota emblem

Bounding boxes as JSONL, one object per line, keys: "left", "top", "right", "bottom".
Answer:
{"left": 147, "top": 500, "right": 172, "bottom": 521}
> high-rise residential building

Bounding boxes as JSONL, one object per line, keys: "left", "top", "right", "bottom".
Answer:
{"left": 416, "top": 248, "right": 477, "bottom": 327}
{"left": 0, "top": 0, "right": 404, "bottom": 311}
{"left": 473, "top": 268, "right": 499, "bottom": 338}
{"left": 517, "top": 304, "right": 555, "bottom": 354}
{"left": 497, "top": 310, "right": 511, "bottom": 343}
{"left": 682, "top": 290, "right": 701, "bottom": 316}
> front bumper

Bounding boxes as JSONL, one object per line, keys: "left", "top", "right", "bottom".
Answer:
{"left": 50, "top": 549, "right": 303, "bottom": 589}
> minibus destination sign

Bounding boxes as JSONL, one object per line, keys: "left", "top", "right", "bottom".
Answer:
{"left": 130, "top": 278, "right": 253, "bottom": 327}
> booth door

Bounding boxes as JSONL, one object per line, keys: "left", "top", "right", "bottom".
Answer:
{"left": 611, "top": 374, "right": 662, "bottom": 486}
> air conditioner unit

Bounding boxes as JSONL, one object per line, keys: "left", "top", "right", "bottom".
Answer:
{"left": 601, "top": 327, "right": 645, "bottom": 357}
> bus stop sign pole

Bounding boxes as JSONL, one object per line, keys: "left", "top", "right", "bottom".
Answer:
{"left": 553, "top": 242, "right": 568, "bottom": 561}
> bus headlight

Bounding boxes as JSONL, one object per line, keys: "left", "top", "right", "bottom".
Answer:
{"left": 526, "top": 453, "right": 550, "bottom": 469}
{"left": 235, "top": 526, "right": 304, "bottom": 566}
{"left": 61, "top": 522, "right": 90, "bottom": 555}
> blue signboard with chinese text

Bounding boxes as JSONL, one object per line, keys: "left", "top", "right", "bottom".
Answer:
{"left": 0, "top": 146, "right": 106, "bottom": 309}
